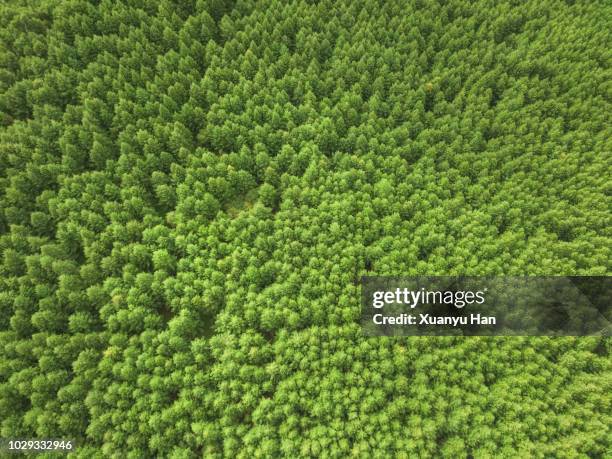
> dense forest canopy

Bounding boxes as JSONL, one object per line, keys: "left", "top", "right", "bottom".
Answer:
{"left": 0, "top": 0, "right": 610, "bottom": 457}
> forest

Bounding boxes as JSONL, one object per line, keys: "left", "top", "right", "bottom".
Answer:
{"left": 0, "top": 0, "right": 610, "bottom": 457}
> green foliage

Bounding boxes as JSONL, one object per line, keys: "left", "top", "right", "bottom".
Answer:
{"left": 0, "top": 0, "right": 610, "bottom": 457}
